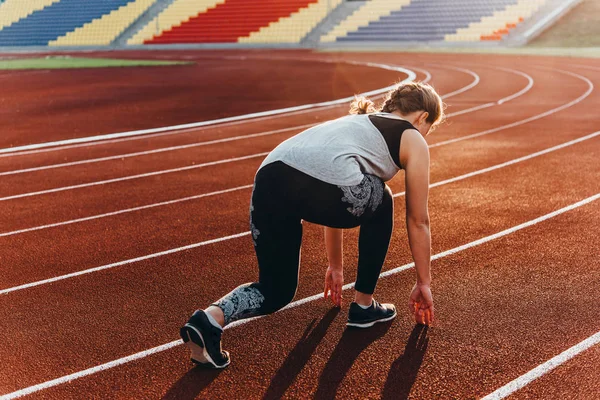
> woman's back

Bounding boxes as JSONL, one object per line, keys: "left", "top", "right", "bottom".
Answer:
{"left": 260, "top": 113, "right": 412, "bottom": 186}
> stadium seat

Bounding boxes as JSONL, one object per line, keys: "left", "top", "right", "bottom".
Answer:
{"left": 326, "top": 0, "right": 540, "bottom": 43}
{"left": 145, "top": 0, "right": 322, "bottom": 44}
{"left": 0, "top": 0, "right": 138, "bottom": 46}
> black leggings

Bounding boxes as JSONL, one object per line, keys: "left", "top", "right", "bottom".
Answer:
{"left": 213, "top": 161, "right": 394, "bottom": 325}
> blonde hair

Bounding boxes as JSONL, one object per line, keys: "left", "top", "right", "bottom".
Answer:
{"left": 350, "top": 81, "right": 445, "bottom": 130}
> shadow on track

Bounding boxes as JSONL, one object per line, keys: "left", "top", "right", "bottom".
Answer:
{"left": 161, "top": 365, "right": 223, "bottom": 400}
{"left": 381, "top": 324, "right": 429, "bottom": 400}
{"left": 263, "top": 307, "right": 341, "bottom": 400}
{"left": 314, "top": 319, "right": 394, "bottom": 399}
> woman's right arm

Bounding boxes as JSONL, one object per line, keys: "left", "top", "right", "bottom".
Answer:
{"left": 400, "top": 130, "right": 434, "bottom": 325}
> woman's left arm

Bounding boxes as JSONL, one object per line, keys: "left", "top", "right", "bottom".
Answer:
{"left": 324, "top": 226, "right": 344, "bottom": 306}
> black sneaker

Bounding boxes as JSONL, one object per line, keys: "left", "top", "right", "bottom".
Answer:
{"left": 347, "top": 300, "right": 397, "bottom": 328}
{"left": 180, "top": 310, "right": 230, "bottom": 369}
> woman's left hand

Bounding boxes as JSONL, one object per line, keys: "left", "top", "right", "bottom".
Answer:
{"left": 324, "top": 266, "right": 344, "bottom": 307}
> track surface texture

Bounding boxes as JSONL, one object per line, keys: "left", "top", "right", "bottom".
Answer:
{"left": 1, "top": 49, "right": 599, "bottom": 400}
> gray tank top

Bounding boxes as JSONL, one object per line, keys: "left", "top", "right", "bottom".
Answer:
{"left": 259, "top": 113, "right": 411, "bottom": 186}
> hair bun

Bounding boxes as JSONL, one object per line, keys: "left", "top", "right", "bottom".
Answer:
{"left": 349, "top": 96, "right": 375, "bottom": 115}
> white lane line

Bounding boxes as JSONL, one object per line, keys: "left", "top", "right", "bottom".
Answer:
{"left": 0, "top": 124, "right": 315, "bottom": 177}
{"left": 448, "top": 102, "right": 496, "bottom": 117}
{"left": 2, "top": 193, "right": 597, "bottom": 400}
{"left": 0, "top": 63, "right": 417, "bottom": 156}
{"left": 2, "top": 130, "right": 598, "bottom": 289}
{"left": 0, "top": 152, "right": 268, "bottom": 202}
{"left": 0, "top": 232, "right": 251, "bottom": 296}
{"left": 0, "top": 64, "right": 529, "bottom": 178}
{"left": 445, "top": 65, "right": 535, "bottom": 118}
{"left": 434, "top": 64, "right": 480, "bottom": 99}
{"left": 481, "top": 331, "right": 600, "bottom": 399}
{"left": 0, "top": 185, "right": 254, "bottom": 238}
{"left": 430, "top": 68, "right": 593, "bottom": 148}
{"left": 0, "top": 64, "right": 455, "bottom": 177}
{"left": 444, "top": 66, "right": 533, "bottom": 117}
{"left": 0, "top": 63, "right": 436, "bottom": 162}
{"left": 405, "top": 66, "right": 432, "bottom": 84}
{"left": 0, "top": 67, "right": 544, "bottom": 201}
{"left": 495, "top": 67, "right": 535, "bottom": 105}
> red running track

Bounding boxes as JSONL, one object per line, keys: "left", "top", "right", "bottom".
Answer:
{"left": 0, "top": 50, "right": 599, "bottom": 399}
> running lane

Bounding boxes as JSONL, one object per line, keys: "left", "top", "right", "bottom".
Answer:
{"left": 0, "top": 62, "right": 469, "bottom": 172}
{"left": 1, "top": 53, "right": 599, "bottom": 399}
{"left": 0, "top": 55, "right": 403, "bottom": 148}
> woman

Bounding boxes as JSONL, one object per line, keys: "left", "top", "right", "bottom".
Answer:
{"left": 180, "top": 81, "right": 444, "bottom": 368}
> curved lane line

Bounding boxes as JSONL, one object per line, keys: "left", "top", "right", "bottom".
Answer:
{"left": 430, "top": 68, "right": 593, "bottom": 148}
{"left": 1, "top": 193, "right": 598, "bottom": 400}
{"left": 0, "top": 63, "right": 417, "bottom": 156}
{"left": 0, "top": 63, "right": 438, "bottom": 160}
{"left": 0, "top": 65, "right": 485, "bottom": 176}
{"left": 495, "top": 67, "right": 535, "bottom": 105}
{"left": 0, "top": 66, "right": 527, "bottom": 178}
{"left": 0, "top": 67, "right": 584, "bottom": 202}
{"left": 1, "top": 129, "right": 598, "bottom": 288}
{"left": 405, "top": 66, "right": 432, "bottom": 84}
{"left": 447, "top": 66, "right": 535, "bottom": 117}
{"left": 0, "top": 61, "right": 484, "bottom": 161}
{"left": 432, "top": 64, "right": 481, "bottom": 99}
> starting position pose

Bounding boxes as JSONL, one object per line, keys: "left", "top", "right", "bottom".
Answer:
{"left": 180, "top": 81, "right": 444, "bottom": 368}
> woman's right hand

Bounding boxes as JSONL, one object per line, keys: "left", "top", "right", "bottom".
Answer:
{"left": 324, "top": 266, "right": 343, "bottom": 307}
{"left": 408, "top": 283, "right": 434, "bottom": 325}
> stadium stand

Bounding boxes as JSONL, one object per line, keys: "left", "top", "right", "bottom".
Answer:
{"left": 321, "top": 0, "right": 411, "bottom": 43}
{"left": 239, "top": 0, "right": 342, "bottom": 44}
{"left": 144, "top": 0, "right": 322, "bottom": 44}
{"left": 0, "top": 0, "right": 137, "bottom": 46}
{"left": 446, "top": 0, "right": 547, "bottom": 41}
{"left": 331, "top": 0, "right": 526, "bottom": 42}
{"left": 127, "top": 0, "right": 224, "bottom": 45}
{"left": 0, "top": 0, "right": 61, "bottom": 30}
{"left": 50, "top": 0, "right": 156, "bottom": 46}
{"left": 0, "top": 0, "right": 571, "bottom": 46}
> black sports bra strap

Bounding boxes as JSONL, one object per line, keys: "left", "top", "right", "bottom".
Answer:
{"left": 368, "top": 114, "right": 417, "bottom": 169}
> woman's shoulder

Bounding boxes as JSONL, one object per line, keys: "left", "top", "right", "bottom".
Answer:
{"left": 400, "top": 129, "right": 429, "bottom": 159}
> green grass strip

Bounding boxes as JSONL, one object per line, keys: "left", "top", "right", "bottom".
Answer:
{"left": 0, "top": 56, "right": 192, "bottom": 70}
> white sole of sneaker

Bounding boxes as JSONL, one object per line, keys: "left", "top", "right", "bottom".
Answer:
{"left": 346, "top": 311, "right": 397, "bottom": 328}
{"left": 180, "top": 324, "right": 230, "bottom": 369}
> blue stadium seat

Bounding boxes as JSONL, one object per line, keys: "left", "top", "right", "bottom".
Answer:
{"left": 0, "top": 0, "right": 136, "bottom": 46}
{"left": 338, "top": 0, "right": 519, "bottom": 42}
